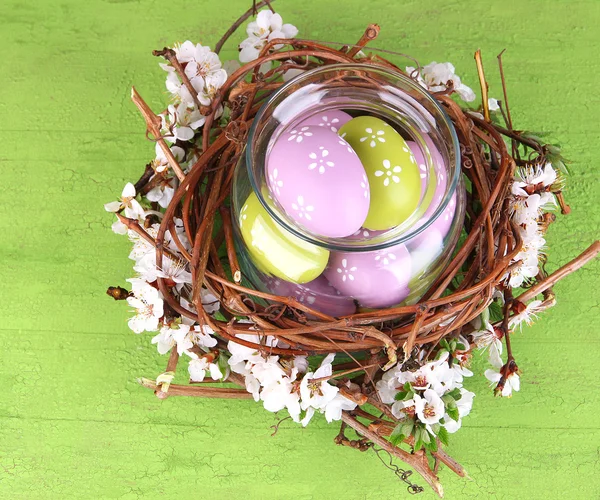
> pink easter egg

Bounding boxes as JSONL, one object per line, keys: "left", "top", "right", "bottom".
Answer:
{"left": 407, "top": 139, "right": 447, "bottom": 219}
{"left": 297, "top": 109, "right": 353, "bottom": 133}
{"left": 262, "top": 275, "right": 357, "bottom": 317}
{"left": 267, "top": 125, "right": 370, "bottom": 238}
{"left": 409, "top": 192, "right": 457, "bottom": 248}
{"left": 323, "top": 244, "right": 412, "bottom": 308}
{"left": 407, "top": 139, "right": 456, "bottom": 246}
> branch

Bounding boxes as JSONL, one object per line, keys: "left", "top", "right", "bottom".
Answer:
{"left": 130, "top": 87, "right": 186, "bottom": 181}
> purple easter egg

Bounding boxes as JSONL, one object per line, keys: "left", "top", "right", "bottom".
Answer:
{"left": 409, "top": 192, "right": 457, "bottom": 248}
{"left": 346, "top": 227, "right": 387, "bottom": 241}
{"left": 263, "top": 275, "right": 357, "bottom": 317}
{"left": 297, "top": 109, "right": 352, "bottom": 133}
{"left": 267, "top": 125, "right": 370, "bottom": 238}
{"left": 323, "top": 244, "right": 412, "bottom": 308}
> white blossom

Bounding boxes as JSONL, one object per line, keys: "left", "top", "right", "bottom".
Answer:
{"left": 488, "top": 98, "right": 500, "bottom": 111}
{"left": 172, "top": 323, "right": 217, "bottom": 355}
{"left": 126, "top": 278, "right": 164, "bottom": 333}
{"left": 299, "top": 354, "right": 339, "bottom": 415}
{"left": 104, "top": 183, "right": 145, "bottom": 234}
{"left": 161, "top": 41, "right": 227, "bottom": 106}
{"left": 406, "top": 62, "right": 476, "bottom": 102}
{"left": 414, "top": 389, "right": 446, "bottom": 435}
{"left": 227, "top": 333, "right": 279, "bottom": 367}
{"left": 260, "top": 376, "right": 301, "bottom": 422}
{"left": 323, "top": 394, "right": 357, "bottom": 423}
{"left": 188, "top": 357, "right": 224, "bottom": 382}
{"left": 472, "top": 320, "right": 504, "bottom": 366}
{"left": 509, "top": 300, "right": 543, "bottom": 329}
{"left": 485, "top": 356, "right": 520, "bottom": 397}
{"left": 239, "top": 10, "right": 298, "bottom": 63}
{"left": 151, "top": 324, "right": 176, "bottom": 354}
{"left": 162, "top": 103, "right": 205, "bottom": 142}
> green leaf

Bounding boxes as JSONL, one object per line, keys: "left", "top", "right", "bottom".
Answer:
{"left": 481, "top": 307, "right": 490, "bottom": 326}
{"left": 420, "top": 429, "right": 431, "bottom": 444}
{"left": 389, "top": 424, "right": 405, "bottom": 447}
{"left": 489, "top": 301, "right": 504, "bottom": 323}
{"left": 447, "top": 405, "right": 460, "bottom": 422}
{"left": 400, "top": 420, "right": 415, "bottom": 438}
{"left": 438, "top": 426, "right": 450, "bottom": 447}
{"left": 394, "top": 391, "right": 409, "bottom": 401}
{"left": 456, "top": 342, "right": 466, "bottom": 351}
{"left": 441, "top": 394, "right": 456, "bottom": 406}
{"left": 439, "top": 339, "right": 450, "bottom": 351}
{"left": 403, "top": 382, "right": 412, "bottom": 392}
{"left": 425, "top": 437, "right": 438, "bottom": 452}
{"left": 447, "top": 388, "right": 462, "bottom": 401}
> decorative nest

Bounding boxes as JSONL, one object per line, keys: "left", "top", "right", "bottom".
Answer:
{"left": 108, "top": 4, "right": 599, "bottom": 495}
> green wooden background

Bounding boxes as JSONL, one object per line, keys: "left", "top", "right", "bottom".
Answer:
{"left": 1, "top": 0, "right": 599, "bottom": 498}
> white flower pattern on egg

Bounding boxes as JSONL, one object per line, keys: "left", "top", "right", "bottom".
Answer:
{"left": 359, "top": 127, "right": 386, "bottom": 148}
{"left": 291, "top": 195, "right": 314, "bottom": 220}
{"left": 336, "top": 258, "right": 357, "bottom": 282}
{"left": 268, "top": 168, "right": 284, "bottom": 195}
{"left": 374, "top": 159, "right": 402, "bottom": 187}
{"left": 294, "top": 289, "right": 317, "bottom": 305}
{"left": 308, "top": 146, "right": 335, "bottom": 174}
{"left": 288, "top": 126, "right": 313, "bottom": 143}
{"left": 317, "top": 115, "right": 341, "bottom": 132}
{"left": 360, "top": 173, "right": 369, "bottom": 199}
{"left": 338, "top": 139, "right": 355, "bottom": 154}
{"left": 374, "top": 252, "right": 396, "bottom": 266}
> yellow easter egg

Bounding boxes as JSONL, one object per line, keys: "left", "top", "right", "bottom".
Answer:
{"left": 339, "top": 116, "right": 421, "bottom": 230}
{"left": 239, "top": 192, "right": 329, "bottom": 283}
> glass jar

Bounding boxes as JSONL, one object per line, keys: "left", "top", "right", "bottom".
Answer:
{"left": 231, "top": 63, "right": 465, "bottom": 316}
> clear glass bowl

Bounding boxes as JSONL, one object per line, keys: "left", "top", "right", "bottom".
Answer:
{"left": 231, "top": 63, "right": 465, "bottom": 316}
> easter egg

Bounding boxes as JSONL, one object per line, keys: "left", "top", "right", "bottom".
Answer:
{"left": 239, "top": 191, "right": 329, "bottom": 284}
{"left": 338, "top": 116, "right": 421, "bottom": 231}
{"left": 267, "top": 125, "right": 370, "bottom": 238}
{"left": 262, "top": 275, "right": 357, "bottom": 317}
{"left": 409, "top": 191, "right": 457, "bottom": 249}
{"left": 407, "top": 139, "right": 447, "bottom": 221}
{"left": 323, "top": 244, "right": 412, "bottom": 308}
{"left": 297, "top": 109, "right": 352, "bottom": 133}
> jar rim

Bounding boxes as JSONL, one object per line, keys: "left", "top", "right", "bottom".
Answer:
{"left": 245, "top": 62, "right": 461, "bottom": 252}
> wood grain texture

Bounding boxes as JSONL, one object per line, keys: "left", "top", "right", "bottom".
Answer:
{"left": 1, "top": 0, "right": 599, "bottom": 498}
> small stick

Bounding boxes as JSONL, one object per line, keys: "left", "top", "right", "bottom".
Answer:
{"left": 346, "top": 24, "right": 380, "bottom": 58}
{"left": 130, "top": 87, "right": 186, "bottom": 181}
{"left": 214, "top": 0, "right": 278, "bottom": 54}
{"left": 497, "top": 49, "right": 513, "bottom": 130}
{"left": 138, "top": 378, "right": 253, "bottom": 399}
{"left": 556, "top": 192, "right": 571, "bottom": 214}
{"left": 403, "top": 304, "right": 429, "bottom": 359}
{"left": 474, "top": 50, "right": 490, "bottom": 122}
{"left": 220, "top": 206, "right": 242, "bottom": 283}
{"left": 517, "top": 241, "right": 600, "bottom": 303}
{"left": 311, "top": 362, "right": 381, "bottom": 384}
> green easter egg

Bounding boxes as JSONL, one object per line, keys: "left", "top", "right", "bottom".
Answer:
{"left": 239, "top": 192, "right": 329, "bottom": 284}
{"left": 339, "top": 116, "right": 421, "bottom": 230}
